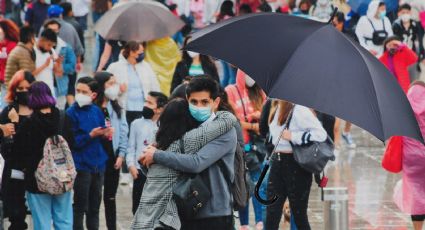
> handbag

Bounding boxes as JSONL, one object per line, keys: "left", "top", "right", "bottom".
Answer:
{"left": 172, "top": 139, "right": 211, "bottom": 220}
{"left": 381, "top": 136, "right": 403, "bottom": 173}
{"left": 234, "top": 86, "right": 263, "bottom": 171}
{"left": 286, "top": 110, "right": 335, "bottom": 174}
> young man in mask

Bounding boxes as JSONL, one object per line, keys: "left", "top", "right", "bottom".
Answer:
{"left": 66, "top": 77, "right": 112, "bottom": 230}
{"left": 392, "top": 3, "right": 425, "bottom": 78}
{"left": 44, "top": 19, "right": 76, "bottom": 107}
{"left": 355, "top": 1, "right": 393, "bottom": 57}
{"left": 141, "top": 76, "right": 237, "bottom": 230}
{"left": 34, "top": 28, "right": 63, "bottom": 98}
{"left": 126, "top": 91, "right": 168, "bottom": 214}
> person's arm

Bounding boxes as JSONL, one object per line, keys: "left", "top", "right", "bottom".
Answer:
{"left": 118, "top": 111, "right": 129, "bottom": 158}
{"left": 400, "top": 45, "right": 418, "bottom": 66}
{"left": 66, "top": 110, "right": 101, "bottom": 150}
{"left": 385, "top": 18, "right": 394, "bottom": 37}
{"left": 355, "top": 17, "right": 369, "bottom": 49}
{"left": 153, "top": 129, "right": 237, "bottom": 173}
{"left": 126, "top": 121, "right": 138, "bottom": 169}
{"left": 97, "top": 42, "right": 112, "bottom": 71}
{"left": 289, "top": 106, "right": 327, "bottom": 145}
{"left": 32, "top": 57, "right": 51, "bottom": 76}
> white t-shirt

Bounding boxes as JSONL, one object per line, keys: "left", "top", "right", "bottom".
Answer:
{"left": 34, "top": 46, "right": 56, "bottom": 98}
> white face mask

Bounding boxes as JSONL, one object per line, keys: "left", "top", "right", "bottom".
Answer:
{"left": 245, "top": 75, "right": 256, "bottom": 87}
{"left": 75, "top": 93, "right": 92, "bottom": 107}
{"left": 187, "top": 51, "right": 199, "bottom": 58}
{"left": 104, "top": 84, "right": 120, "bottom": 101}
{"left": 400, "top": 14, "right": 411, "bottom": 23}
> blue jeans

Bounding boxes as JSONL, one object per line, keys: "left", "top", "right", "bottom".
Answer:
{"left": 75, "top": 15, "right": 88, "bottom": 30}
{"left": 26, "top": 191, "right": 73, "bottom": 230}
{"left": 220, "top": 60, "right": 236, "bottom": 87}
{"left": 239, "top": 169, "right": 263, "bottom": 225}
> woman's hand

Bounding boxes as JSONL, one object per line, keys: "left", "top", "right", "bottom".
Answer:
{"left": 114, "top": 156, "right": 123, "bottom": 169}
{"left": 120, "top": 83, "right": 128, "bottom": 93}
{"left": 0, "top": 123, "right": 15, "bottom": 137}
{"left": 8, "top": 108, "right": 19, "bottom": 123}
{"left": 282, "top": 129, "right": 292, "bottom": 141}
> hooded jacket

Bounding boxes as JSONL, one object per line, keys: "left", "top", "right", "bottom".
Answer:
{"left": 393, "top": 84, "right": 425, "bottom": 215}
{"left": 225, "top": 70, "right": 266, "bottom": 143}
{"left": 355, "top": 0, "right": 393, "bottom": 56}
{"left": 379, "top": 45, "right": 418, "bottom": 93}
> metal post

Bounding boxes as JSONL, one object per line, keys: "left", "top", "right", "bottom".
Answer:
{"left": 323, "top": 187, "right": 349, "bottom": 230}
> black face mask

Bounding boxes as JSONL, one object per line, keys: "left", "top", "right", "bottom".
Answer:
{"left": 141, "top": 106, "right": 154, "bottom": 119}
{"left": 389, "top": 48, "right": 397, "bottom": 56}
{"left": 39, "top": 46, "right": 49, "bottom": 53}
{"left": 16, "top": 91, "right": 29, "bottom": 105}
{"left": 300, "top": 9, "right": 309, "bottom": 14}
{"left": 136, "top": 53, "right": 145, "bottom": 63}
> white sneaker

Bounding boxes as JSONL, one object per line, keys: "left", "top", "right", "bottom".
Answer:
{"left": 342, "top": 132, "right": 356, "bottom": 148}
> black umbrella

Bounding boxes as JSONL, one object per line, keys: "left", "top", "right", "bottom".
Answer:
{"left": 184, "top": 12, "right": 424, "bottom": 205}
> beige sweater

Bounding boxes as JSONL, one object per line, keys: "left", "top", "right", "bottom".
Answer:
{"left": 5, "top": 42, "right": 36, "bottom": 85}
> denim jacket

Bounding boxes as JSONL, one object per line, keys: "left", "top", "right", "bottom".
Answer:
{"left": 107, "top": 102, "right": 129, "bottom": 158}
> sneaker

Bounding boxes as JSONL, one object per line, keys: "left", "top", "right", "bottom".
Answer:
{"left": 255, "top": 222, "right": 264, "bottom": 230}
{"left": 342, "top": 132, "right": 356, "bottom": 148}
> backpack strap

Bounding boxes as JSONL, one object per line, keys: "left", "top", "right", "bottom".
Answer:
{"left": 58, "top": 110, "right": 65, "bottom": 136}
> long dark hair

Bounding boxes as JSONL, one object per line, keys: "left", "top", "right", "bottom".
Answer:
{"left": 247, "top": 84, "right": 265, "bottom": 112}
{"left": 182, "top": 37, "right": 217, "bottom": 71}
{"left": 0, "top": 19, "right": 19, "bottom": 42}
{"left": 156, "top": 98, "right": 199, "bottom": 150}
{"left": 94, "top": 71, "right": 122, "bottom": 118}
{"left": 217, "top": 0, "right": 235, "bottom": 21}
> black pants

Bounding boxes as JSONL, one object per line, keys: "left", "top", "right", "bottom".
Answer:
{"left": 2, "top": 177, "right": 28, "bottom": 230}
{"left": 181, "top": 215, "right": 234, "bottom": 230}
{"left": 104, "top": 157, "right": 120, "bottom": 230}
{"left": 266, "top": 154, "right": 312, "bottom": 230}
{"left": 73, "top": 171, "right": 104, "bottom": 230}
{"left": 412, "top": 215, "right": 425, "bottom": 221}
{"left": 132, "top": 169, "right": 147, "bottom": 215}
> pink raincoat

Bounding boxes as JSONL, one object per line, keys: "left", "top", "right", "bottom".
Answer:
{"left": 225, "top": 70, "right": 266, "bottom": 143}
{"left": 393, "top": 84, "right": 425, "bottom": 215}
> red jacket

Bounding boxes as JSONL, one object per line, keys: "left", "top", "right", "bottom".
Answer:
{"left": 379, "top": 46, "right": 418, "bottom": 93}
{"left": 0, "top": 40, "right": 17, "bottom": 83}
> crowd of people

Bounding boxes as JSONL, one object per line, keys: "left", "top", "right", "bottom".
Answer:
{"left": 0, "top": 0, "right": 424, "bottom": 229}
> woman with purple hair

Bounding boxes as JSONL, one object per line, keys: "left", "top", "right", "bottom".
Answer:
{"left": 19, "top": 81, "right": 74, "bottom": 229}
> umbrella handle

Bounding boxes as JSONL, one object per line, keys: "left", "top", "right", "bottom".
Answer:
{"left": 327, "top": 7, "right": 339, "bottom": 24}
{"left": 254, "top": 160, "right": 279, "bottom": 206}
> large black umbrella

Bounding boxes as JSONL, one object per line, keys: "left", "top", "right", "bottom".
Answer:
{"left": 184, "top": 12, "right": 423, "bottom": 204}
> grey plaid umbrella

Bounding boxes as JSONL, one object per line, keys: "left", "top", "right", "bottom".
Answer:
{"left": 94, "top": 0, "right": 185, "bottom": 41}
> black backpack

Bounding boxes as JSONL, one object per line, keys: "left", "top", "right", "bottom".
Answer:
{"left": 365, "top": 18, "right": 388, "bottom": 46}
{"left": 218, "top": 143, "right": 250, "bottom": 211}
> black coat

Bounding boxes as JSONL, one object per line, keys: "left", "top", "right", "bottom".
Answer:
{"left": 170, "top": 58, "right": 219, "bottom": 93}
{"left": 18, "top": 108, "right": 74, "bottom": 193}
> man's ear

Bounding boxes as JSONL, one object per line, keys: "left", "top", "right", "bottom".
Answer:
{"left": 213, "top": 97, "right": 221, "bottom": 111}
{"left": 91, "top": 92, "right": 98, "bottom": 101}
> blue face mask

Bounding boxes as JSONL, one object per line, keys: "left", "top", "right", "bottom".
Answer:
{"left": 379, "top": 11, "right": 386, "bottom": 19}
{"left": 189, "top": 104, "right": 212, "bottom": 122}
{"left": 136, "top": 53, "right": 145, "bottom": 63}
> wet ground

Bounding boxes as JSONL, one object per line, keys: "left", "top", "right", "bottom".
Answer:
{"left": 5, "top": 17, "right": 425, "bottom": 230}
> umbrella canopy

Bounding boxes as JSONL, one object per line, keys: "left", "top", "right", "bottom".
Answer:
{"left": 348, "top": 0, "right": 398, "bottom": 15}
{"left": 185, "top": 13, "right": 423, "bottom": 144}
{"left": 94, "top": 0, "right": 185, "bottom": 41}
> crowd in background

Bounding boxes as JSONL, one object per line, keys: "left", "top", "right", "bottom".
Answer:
{"left": 0, "top": 0, "right": 425, "bottom": 229}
